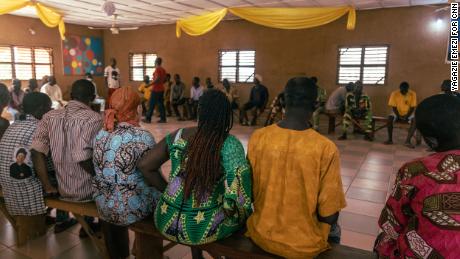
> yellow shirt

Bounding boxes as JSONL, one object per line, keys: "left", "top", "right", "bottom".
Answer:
{"left": 138, "top": 83, "right": 152, "bottom": 100}
{"left": 388, "top": 89, "right": 417, "bottom": 116}
{"left": 246, "top": 125, "right": 346, "bottom": 259}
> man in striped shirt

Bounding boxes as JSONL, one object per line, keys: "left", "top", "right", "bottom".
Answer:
{"left": 32, "top": 79, "right": 103, "bottom": 233}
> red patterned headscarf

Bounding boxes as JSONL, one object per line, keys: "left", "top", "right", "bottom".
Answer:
{"left": 104, "top": 87, "right": 140, "bottom": 132}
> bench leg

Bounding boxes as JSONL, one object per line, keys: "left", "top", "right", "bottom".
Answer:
{"left": 134, "top": 231, "right": 164, "bottom": 259}
{"left": 74, "top": 214, "right": 109, "bottom": 259}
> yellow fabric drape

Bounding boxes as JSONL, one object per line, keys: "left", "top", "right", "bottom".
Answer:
{"left": 0, "top": 0, "right": 66, "bottom": 40}
{"left": 176, "top": 8, "right": 227, "bottom": 37}
{"left": 176, "top": 6, "right": 356, "bottom": 38}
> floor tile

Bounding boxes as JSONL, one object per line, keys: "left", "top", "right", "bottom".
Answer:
{"left": 0, "top": 248, "right": 31, "bottom": 259}
{"left": 342, "top": 198, "right": 384, "bottom": 218}
{"left": 341, "top": 175, "right": 353, "bottom": 186}
{"left": 52, "top": 239, "right": 99, "bottom": 259}
{"left": 340, "top": 168, "right": 358, "bottom": 177}
{"left": 346, "top": 187, "right": 387, "bottom": 204}
{"left": 338, "top": 211, "right": 380, "bottom": 236}
{"left": 356, "top": 169, "right": 391, "bottom": 182}
{"left": 341, "top": 160, "right": 362, "bottom": 170}
{"left": 360, "top": 163, "right": 394, "bottom": 174}
{"left": 341, "top": 230, "right": 376, "bottom": 252}
{"left": 351, "top": 178, "right": 388, "bottom": 192}
{"left": 11, "top": 229, "right": 81, "bottom": 259}
{"left": 363, "top": 157, "right": 394, "bottom": 166}
{"left": 0, "top": 222, "right": 18, "bottom": 247}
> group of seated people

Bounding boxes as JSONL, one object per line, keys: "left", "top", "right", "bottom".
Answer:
{"left": 0, "top": 74, "right": 459, "bottom": 259}
{"left": 138, "top": 69, "right": 269, "bottom": 126}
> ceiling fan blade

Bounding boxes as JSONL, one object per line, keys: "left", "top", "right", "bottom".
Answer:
{"left": 88, "top": 26, "right": 109, "bottom": 30}
{"left": 119, "top": 27, "right": 139, "bottom": 30}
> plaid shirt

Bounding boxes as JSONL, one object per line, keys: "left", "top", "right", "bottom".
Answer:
{"left": 31, "top": 100, "right": 103, "bottom": 202}
{"left": 0, "top": 115, "right": 46, "bottom": 216}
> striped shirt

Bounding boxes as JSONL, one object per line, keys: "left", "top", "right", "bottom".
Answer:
{"left": 31, "top": 100, "right": 103, "bottom": 202}
{"left": 0, "top": 115, "right": 46, "bottom": 215}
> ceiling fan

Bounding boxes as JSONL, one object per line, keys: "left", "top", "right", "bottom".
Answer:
{"left": 88, "top": 14, "right": 139, "bottom": 34}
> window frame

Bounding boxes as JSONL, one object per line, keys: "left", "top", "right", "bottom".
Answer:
{"left": 128, "top": 52, "right": 157, "bottom": 82}
{"left": 336, "top": 44, "right": 390, "bottom": 86}
{"left": 0, "top": 45, "right": 54, "bottom": 80}
{"left": 218, "top": 49, "right": 256, "bottom": 83}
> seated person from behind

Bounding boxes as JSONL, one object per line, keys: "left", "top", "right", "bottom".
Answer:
{"left": 221, "top": 78, "right": 239, "bottom": 110}
{"left": 32, "top": 79, "right": 103, "bottom": 234}
{"left": 0, "top": 92, "right": 52, "bottom": 218}
{"left": 325, "top": 82, "right": 354, "bottom": 114}
{"left": 440, "top": 79, "right": 460, "bottom": 98}
{"left": 339, "top": 81, "right": 373, "bottom": 141}
{"left": 40, "top": 76, "right": 66, "bottom": 109}
{"left": 0, "top": 83, "right": 11, "bottom": 139}
{"left": 311, "top": 76, "right": 327, "bottom": 131}
{"left": 188, "top": 76, "right": 204, "bottom": 120}
{"left": 9, "top": 79, "right": 25, "bottom": 120}
{"left": 246, "top": 77, "right": 346, "bottom": 258}
{"left": 93, "top": 87, "right": 161, "bottom": 259}
{"left": 375, "top": 94, "right": 460, "bottom": 259}
{"left": 384, "top": 81, "right": 417, "bottom": 148}
{"left": 171, "top": 74, "right": 188, "bottom": 121}
{"left": 241, "top": 74, "right": 269, "bottom": 126}
{"left": 139, "top": 89, "right": 252, "bottom": 246}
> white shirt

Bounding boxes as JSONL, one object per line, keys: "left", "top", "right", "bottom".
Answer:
{"left": 326, "top": 87, "right": 347, "bottom": 111}
{"left": 190, "top": 86, "right": 204, "bottom": 101}
{"left": 41, "top": 83, "right": 66, "bottom": 109}
{"left": 104, "top": 66, "right": 120, "bottom": 89}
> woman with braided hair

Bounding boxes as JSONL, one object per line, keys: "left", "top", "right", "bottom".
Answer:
{"left": 139, "top": 89, "right": 252, "bottom": 253}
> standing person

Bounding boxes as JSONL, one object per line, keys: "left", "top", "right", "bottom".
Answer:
{"left": 188, "top": 77, "right": 204, "bottom": 121}
{"left": 104, "top": 58, "right": 120, "bottom": 106}
{"left": 40, "top": 76, "right": 66, "bottom": 109}
{"left": 0, "top": 83, "right": 11, "bottom": 140}
{"left": 144, "top": 57, "right": 167, "bottom": 123}
{"left": 32, "top": 79, "right": 103, "bottom": 235}
{"left": 164, "top": 73, "right": 173, "bottom": 117}
{"left": 375, "top": 94, "right": 460, "bottom": 259}
{"left": 27, "top": 79, "right": 40, "bottom": 93}
{"left": 325, "top": 83, "right": 355, "bottom": 115}
{"left": 205, "top": 77, "right": 214, "bottom": 90}
{"left": 171, "top": 74, "right": 187, "bottom": 121}
{"left": 138, "top": 89, "right": 252, "bottom": 249}
{"left": 241, "top": 74, "right": 269, "bottom": 126}
{"left": 9, "top": 79, "right": 25, "bottom": 120}
{"left": 138, "top": 75, "right": 152, "bottom": 116}
{"left": 0, "top": 93, "right": 52, "bottom": 220}
{"left": 338, "top": 81, "right": 373, "bottom": 141}
{"left": 246, "top": 77, "right": 346, "bottom": 258}
{"left": 311, "top": 76, "right": 327, "bottom": 131}
{"left": 384, "top": 82, "right": 418, "bottom": 147}
{"left": 93, "top": 87, "right": 160, "bottom": 259}
{"left": 440, "top": 79, "right": 460, "bottom": 98}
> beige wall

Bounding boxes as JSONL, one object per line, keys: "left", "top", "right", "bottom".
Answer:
{"left": 103, "top": 5, "right": 449, "bottom": 115}
{"left": 0, "top": 14, "right": 104, "bottom": 99}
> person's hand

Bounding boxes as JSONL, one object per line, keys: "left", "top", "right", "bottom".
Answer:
{"left": 44, "top": 185, "right": 58, "bottom": 196}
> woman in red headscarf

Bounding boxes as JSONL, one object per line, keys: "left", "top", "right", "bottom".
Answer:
{"left": 92, "top": 87, "right": 166, "bottom": 258}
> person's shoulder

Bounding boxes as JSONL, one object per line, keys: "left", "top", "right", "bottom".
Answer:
{"left": 250, "top": 125, "right": 275, "bottom": 141}
{"left": 409, "top": 89, "right": 417, "bottom": 95}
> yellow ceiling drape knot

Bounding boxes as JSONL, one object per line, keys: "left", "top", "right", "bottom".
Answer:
{"left": 0, "top": 0, "right": 66, "bottom": 40}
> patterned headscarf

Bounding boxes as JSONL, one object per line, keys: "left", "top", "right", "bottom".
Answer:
{"left": 104, "top": 87, "right": 140, "bottom": 132}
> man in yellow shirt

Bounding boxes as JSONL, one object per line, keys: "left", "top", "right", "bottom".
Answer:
{"left": 384, "top": 82, "right": 417, "bottom": 148}
{"left": 246, "top": 77, "right": 346, "bottom": 259}
{"left": 138, "top": 75, "right": 151, "bottom": 116}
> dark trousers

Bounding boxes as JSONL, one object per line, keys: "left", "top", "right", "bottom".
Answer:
{"left": 189, "top": 99, "right": 199, "bottom": 120}
{"left": 101, "top": 221, "right": 130, "bottom": 259}
{"left": 172, "top": 98, "right": 187, "bottom": 119}
{"left": 147, "top": 91, "right": 166, "bottom": 122}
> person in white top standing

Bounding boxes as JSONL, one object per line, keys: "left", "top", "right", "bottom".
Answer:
{"left": 104, "top": 58, "right": 120, "bottom": 107}
{"left": 40, "top": 76, "right": 66, "bottom": 109}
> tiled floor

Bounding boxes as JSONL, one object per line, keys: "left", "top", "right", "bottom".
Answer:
{"left": 0, "top": 116, "right": 430, "bottom": 258}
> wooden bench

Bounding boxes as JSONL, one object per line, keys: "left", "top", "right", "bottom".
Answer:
{"left": 371, "top": 116, "right": 422, "bottom": 143}
{"left": 130, "top": 219, "right": 376, "bottom": 259}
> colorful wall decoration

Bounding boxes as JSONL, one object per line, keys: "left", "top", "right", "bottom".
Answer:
{"left": 62, "top": 35, "right": 104, "bottom": 75}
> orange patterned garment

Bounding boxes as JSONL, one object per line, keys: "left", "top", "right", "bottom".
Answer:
{"left": 246, "top": 125, "right": 346, "bottom": 258}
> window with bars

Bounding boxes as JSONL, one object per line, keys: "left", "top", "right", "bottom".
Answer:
{"left": 337, "top": 46, "right": 389, "bottom": 85}
{"left": 0, "top": 46, "right": 53, "bottom": 80}
{"left": 129, "top": 53, "right": 157, "bottom": 81}
{"left": 218, "top": 50, "right": 255, "bottom": 83}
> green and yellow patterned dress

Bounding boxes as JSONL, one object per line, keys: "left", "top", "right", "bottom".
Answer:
{"left": 154, "top": 129, "right": 253, "bottom": 245}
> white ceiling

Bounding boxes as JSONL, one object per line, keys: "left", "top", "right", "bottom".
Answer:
{"left": 9, "top": 0, "right": 449, "bottom": 28}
